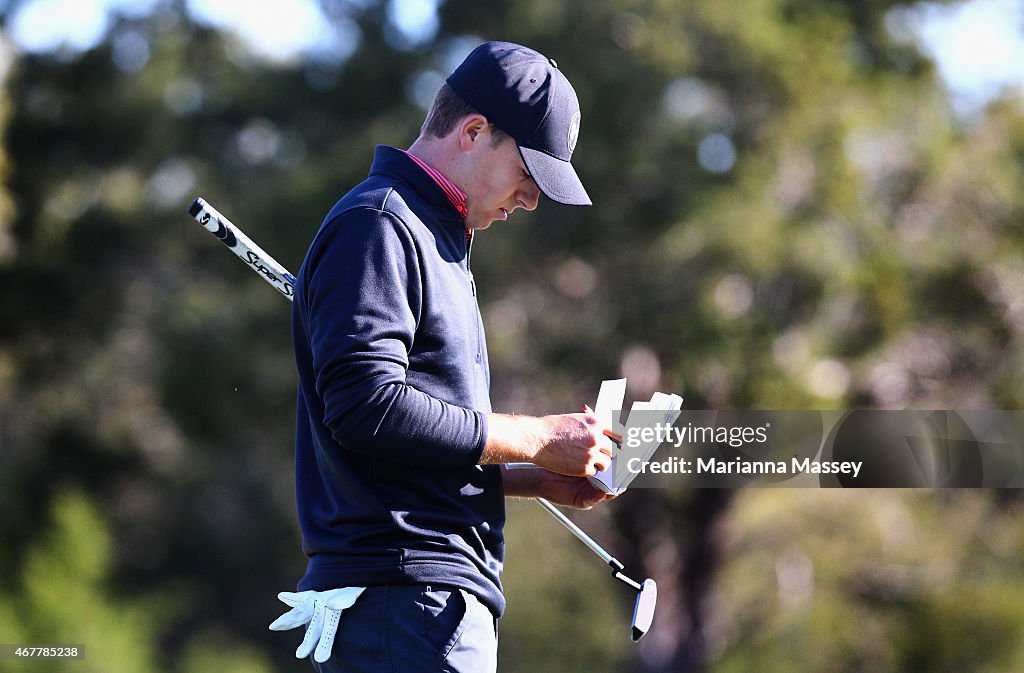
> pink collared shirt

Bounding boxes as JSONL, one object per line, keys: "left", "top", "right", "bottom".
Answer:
{"left": 403, "top": 151, "right": 469, "bottom": 224}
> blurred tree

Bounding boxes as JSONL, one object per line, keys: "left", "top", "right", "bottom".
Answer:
{"left": 0, "top": 8, "right": 347, "bottom": 671}
{"left": 0, "top": 489, "right": 164, "bottom": 673}
{"left": 715, "top": 490, "right": 1024, "bottom": 673}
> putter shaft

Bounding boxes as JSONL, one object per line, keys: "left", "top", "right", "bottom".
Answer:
{"left": 535, "top": 498, "right": 643, "bottom": 591}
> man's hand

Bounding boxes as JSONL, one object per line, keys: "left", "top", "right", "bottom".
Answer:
{"left": 531, "top": 471, "right": 617, "bottom": 509}
{"left": 269, "top": 587, "right": 365, "bottom": 663}
{"left": 502, "top": 465, "right": 618, "bottom": 509}
{"left": 482, "top": 411, "right": 613, "bottom": 477}
{"left": 533, "top": 413, "right": 614, "bottom": 476}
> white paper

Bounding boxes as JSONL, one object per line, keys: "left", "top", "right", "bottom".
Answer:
{"left": 506, "top": 378, "right": 682, "bottom": 495}
{"left": 588, "top": 380, "right": 683, "bottom": 494}
{"left": 616, "top": 393, "right": 682, "bottom": 490}
{"left": 588, "top": 379, "right": 627, "bottom": 494}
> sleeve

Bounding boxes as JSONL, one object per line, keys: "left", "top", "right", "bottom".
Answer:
{"left": 301, "top": 206, "right": 487, "bottom": 468}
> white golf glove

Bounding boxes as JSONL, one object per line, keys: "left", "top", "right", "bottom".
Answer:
{"left": 269, "top": 587, "right": 366, "bottom": 663}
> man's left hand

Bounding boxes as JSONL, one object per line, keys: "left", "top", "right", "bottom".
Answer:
{"left": 533, "top": 471, "right": 617, "bottom": 509}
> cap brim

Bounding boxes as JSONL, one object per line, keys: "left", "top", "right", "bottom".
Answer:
{"left": 519, "top": 146, "right": 592, "bottom": 206}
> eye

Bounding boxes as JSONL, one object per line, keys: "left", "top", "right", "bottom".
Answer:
{"left": 520, "top": 168, "right": 531, "bottom": 180}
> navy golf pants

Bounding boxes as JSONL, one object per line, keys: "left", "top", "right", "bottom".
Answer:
{"left": 309, "top": 585, "right": 497, "bottom": 673}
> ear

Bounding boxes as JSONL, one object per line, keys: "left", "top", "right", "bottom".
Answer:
{"left": 457, "top": 114, "right": 490, "bottom": 150}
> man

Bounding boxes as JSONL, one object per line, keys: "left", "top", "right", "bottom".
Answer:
{"left": 274, "top": 41, "right": 616, "bottom": 673}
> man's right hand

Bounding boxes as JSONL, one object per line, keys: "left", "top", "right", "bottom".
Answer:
{"left": 481, "top": 411, "right": 613, "bottom": 476}
{"left": 532, "top": 413, "right": 613, "bottom": 476}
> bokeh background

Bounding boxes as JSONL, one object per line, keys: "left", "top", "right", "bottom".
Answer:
{"left": 2, "top": 0, "right": 1024, "bottom": 671}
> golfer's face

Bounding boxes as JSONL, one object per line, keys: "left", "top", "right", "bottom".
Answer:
{"left": 463, "top": 133, "right": 541, "bottom": 231}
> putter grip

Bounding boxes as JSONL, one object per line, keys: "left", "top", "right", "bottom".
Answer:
{"left": 187, "top": 196, "right": 297, "bottom": 300}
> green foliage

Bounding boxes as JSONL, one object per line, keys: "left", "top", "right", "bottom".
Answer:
{"left": 717, "top": 491, "right": 1024, "bottom": 673}
{"left": 177, "top": 631, "right": 275, "bottom": 673}
{"left": 0, "top": 490, "right": 161, "bottom": 673}
{"left": 0, "top": 491, "right": 275, "bottom": 673}
{"left": 500, "top": 501, "right": 629, "bottom": 673}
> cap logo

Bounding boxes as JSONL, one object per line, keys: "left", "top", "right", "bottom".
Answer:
{"left": 567, "top": 112, "right": 580, "bottom": 154}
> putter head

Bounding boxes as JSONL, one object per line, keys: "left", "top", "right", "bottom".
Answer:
{"left": 631, "top": 578, "right": 657, "bottom": 641}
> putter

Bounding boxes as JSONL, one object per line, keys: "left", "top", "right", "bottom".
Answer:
{"left": 535, "top": 499, "right": 656, "bottom": 641}
{"left": 186, "top": 196, "right": 657, "bottom": 641}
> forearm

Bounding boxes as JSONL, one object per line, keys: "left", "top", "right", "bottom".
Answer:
{"left": 325, "top": 381, "right": 486, "bottom": 467}
{"left": 479, "top": 411, "right": 612, "bottom": 477}
{"left": 478, "top": 413, "right": 548, "bottom": 465}
{"left": 500, "top": 465, "right": 546, "bottom": 498}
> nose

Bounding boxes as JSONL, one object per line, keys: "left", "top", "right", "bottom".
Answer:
{"left": 518, "top": 180, "right": 541, "bottom": 211}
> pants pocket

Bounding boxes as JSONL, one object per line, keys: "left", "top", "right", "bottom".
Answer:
{"left": 440, "top": 590, "right": 497, "bottom": 673}
{"left": 416, "top": 586, "right": 468, "bottom": 665}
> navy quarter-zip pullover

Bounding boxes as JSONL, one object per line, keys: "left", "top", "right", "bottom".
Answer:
{"left": 291, "top": 146, "right": 505, "bottom": 616}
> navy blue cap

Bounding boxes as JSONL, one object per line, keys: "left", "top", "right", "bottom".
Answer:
{"left": 446, "top": 41, "right": 591, "bottom": 206}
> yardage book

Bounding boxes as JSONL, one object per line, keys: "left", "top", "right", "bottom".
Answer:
{"left": 588, "top": 379, "right": 683, "bottom": 494}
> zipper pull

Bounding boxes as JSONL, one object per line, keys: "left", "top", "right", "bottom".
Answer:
{"left": 466, "top": 229, "right": 476, "bottom": 295}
